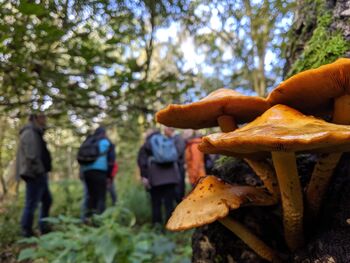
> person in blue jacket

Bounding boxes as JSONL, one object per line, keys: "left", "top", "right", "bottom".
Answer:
{"left": 80, "top": 127, "right": 115, "bottom": 218}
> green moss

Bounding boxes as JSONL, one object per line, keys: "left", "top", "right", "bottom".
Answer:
{"left": 287, "top": 4, "right": 350, "bottom": 76}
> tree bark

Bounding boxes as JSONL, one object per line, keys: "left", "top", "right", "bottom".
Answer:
{"left": 283, "top": 0, "right": 318, "bottom": 77}
{"left": 284, "top": 0, "right": 350, "bottom": 76}
{"left": 329, "top": 0, "right": 350, "bottom": 58}
{"left": 191, "top": 154, "right": 350, "bottom": 262}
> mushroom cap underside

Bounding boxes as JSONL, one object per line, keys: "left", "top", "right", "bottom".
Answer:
{"left": 166, "top": 175, "right": 276, "bottom": 231}
{"left": 267, "top": 58, "right": 350, "bottom": 115}
{"left": 200, "top": 104, "right": 350, "bottom": 154}
{"left": 156, "top": 88, "right": 269, "bottom": 129}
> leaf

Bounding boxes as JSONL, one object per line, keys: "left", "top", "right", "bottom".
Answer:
{"left": 17, "top": 236, "right": 39, "bottom": 244}
{"left": 96, "top": 234, "right": 118, "bottom": 263}
{"left": 18, "top": 248, "right": 36, "bottom": 261}
{"left": 18, "top": 0, "right": 47, "bottom": 16}
{"left": 41, "top": 216, "right": 60, "bottom": 224}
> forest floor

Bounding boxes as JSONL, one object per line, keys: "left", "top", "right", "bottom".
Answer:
{"left": 0, "top": 163, "right": 192, "bottom": 263}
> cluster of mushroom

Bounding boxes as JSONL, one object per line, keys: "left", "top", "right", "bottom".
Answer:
{"left": 155, "top": 58, "right": 350, "bottom": 262}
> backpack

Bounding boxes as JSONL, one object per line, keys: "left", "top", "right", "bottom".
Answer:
{"left": 77, "top": 135, "right": 102, "bottom": 165}
{"left": 149, "top": 133, "right": 178, "bottom": 164}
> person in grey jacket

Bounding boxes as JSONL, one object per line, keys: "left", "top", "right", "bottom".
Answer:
{"left": 16, "top": 113, "right": 52, "bottom": 237}
{"left": 137, "top": 129, "right": 180, "bottom": 226}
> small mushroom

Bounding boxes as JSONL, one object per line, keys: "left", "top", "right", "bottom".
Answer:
{"left": 200, "top": 104, "right": 350, "bottom": 250}
{"left": 167, "top": 175, "right": 278, "bottom": 262}
{"left": 267, "top": 58, "right": 350, "bottom": 220}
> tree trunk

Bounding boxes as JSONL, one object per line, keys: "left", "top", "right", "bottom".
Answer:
{"left": 0, "top": 117, "right": 8, "bottom": 196}
{"left": 284, "top": 0, "right": 350, "bottom": 76}
{"left": 328, "top": 0, "right": 350, "bottom": 57}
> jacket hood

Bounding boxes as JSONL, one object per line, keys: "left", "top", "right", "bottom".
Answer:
{"left": 146, "top": 130, "right": 161, "bottom": 140}
{"left": 20, "top": 122, "right": 42, "bottom": 135}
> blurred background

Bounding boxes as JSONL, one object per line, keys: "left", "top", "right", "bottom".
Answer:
{"left": 1, "top": 0, "right": 349, "bottom": 262}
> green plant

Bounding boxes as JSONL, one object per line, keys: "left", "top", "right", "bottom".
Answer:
{"left": 0, "top": 197, "right": 23, "bottom": 248}
{"left": 17, "top": 206, "right": 191, "bottom": 263}
{"left": 116, "top": 156, "right": 152, "bottom": 224}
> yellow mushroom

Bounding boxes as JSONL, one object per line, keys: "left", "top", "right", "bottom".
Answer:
{"left": 166, "top": 175, "right": 278, "bottom": 262}
{"left": 267, "top": 58, "right": 350, "bottom": 220}
{"left": 156, "top": 88, "right": 269, "bottom": 130}
{"left": 199, "top": 104, "right": 350, "bottom": 251}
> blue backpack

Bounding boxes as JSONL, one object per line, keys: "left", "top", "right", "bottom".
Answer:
{"left": 149, "top": 134, "right": 178, "bottom": 163}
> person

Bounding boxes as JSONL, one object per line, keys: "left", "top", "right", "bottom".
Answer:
{"left": 79, "top": 127, "right": 115, "bottom": 220}
{"left": 137, "top": 128, "right": 180, "bottom": 226}
{"left": 164, "top": 127, "right": 186, "bottom": 203}
{"left": 107, "top": 145, "right": 118, "bottom": 206}
{"left": 185, "top": 130, "right": 206, "bottom": 187}
{"left": 16, "top": 113, "right": 52, "bottom": 237}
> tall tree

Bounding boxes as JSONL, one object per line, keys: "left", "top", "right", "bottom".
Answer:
{"left": 0, "top": 0, "right": 192, "bottom": 125}
{"left": 183, "top": 0, "right": 294, "bottom": 96}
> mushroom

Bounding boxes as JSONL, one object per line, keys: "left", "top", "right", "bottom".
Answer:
{"left": 156, "top": 88, "right": 278, "bottom": 197}
{"left": 267, "top": 58, "right": 350, "bottom": 117}
{"left": 267, "top": 58, "right": 350, "bottom": 219}
{"left": 199, "top": 104, "right": 350, "bottom": 251}
{"left": 167, "top": 175, "right": 278, "bottom": 262}
{"left": 156, "top": 88, "right": 269, "bottom": 131}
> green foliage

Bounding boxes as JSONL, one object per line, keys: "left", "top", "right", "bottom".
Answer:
{"left": 288, "top": 12, "right": 350, "bottom": 75}
{"left": 17, "top": 207, "right": 192, "bottom": 263}
{"left": 0, "top": 197, "right": 23, "bottom": 247}
{"left": 1, "top": 150, "right": 189, "bottom": 262}
{"left": 118, "top": 177, "right": 152, "bottom": 224}
{"left": 0, "top": 0, "right": 193, "bottom": 127}
{"left": 49, "top": 180, "right": 84, "bottom": 218}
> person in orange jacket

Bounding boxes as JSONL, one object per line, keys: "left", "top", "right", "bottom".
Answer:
{"left": 185, "top": 131, "right": 206, "bottom": 186}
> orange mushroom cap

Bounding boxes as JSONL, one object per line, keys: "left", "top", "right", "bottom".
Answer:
{"left": 200, "top": 104, "right": 350, "bottom": 155}
{"left": 267, "top": 58, "right": 350, "bottom": 115}
{"left": 156, "top": 88, "right": 269, "bottom": 129}
{"left": 166, "top": 176, "right": 276, "bottom": 231}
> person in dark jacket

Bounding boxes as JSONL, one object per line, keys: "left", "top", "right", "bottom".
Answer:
{"left": 16, "top": 113, "right": 52, "bottom": 237}
{"left": 137, "top": 129, "right": 180, "bottom": 225}
{"left": 80, "top": 127, "right": 115, "bottom": 219}
{"left": 164, "top": 127, "right": 186, "bottom": 203}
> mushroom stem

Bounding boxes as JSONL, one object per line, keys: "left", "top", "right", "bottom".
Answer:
{"left": 306, "top": 152, "right": 342, "bottom": 220}
{"left": 271, "top": 151, "right": 304, "bottom": 251}
{"left": 306, "top": 94, "right": 350, "bottom": 220}
{"left": 217, "top": 115, "right": 237, "bottom": 132}
{"left": 216, "top": 115, "right": 280, "bottom": 199}
{"left": 219, "top": 217, "right": 279, "bottom": 262}
{"left": 244, "top": 158, "right": 280, "bottom": 201}
{"left": 333, "top": 94, "right": 350, "bottom": 125}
